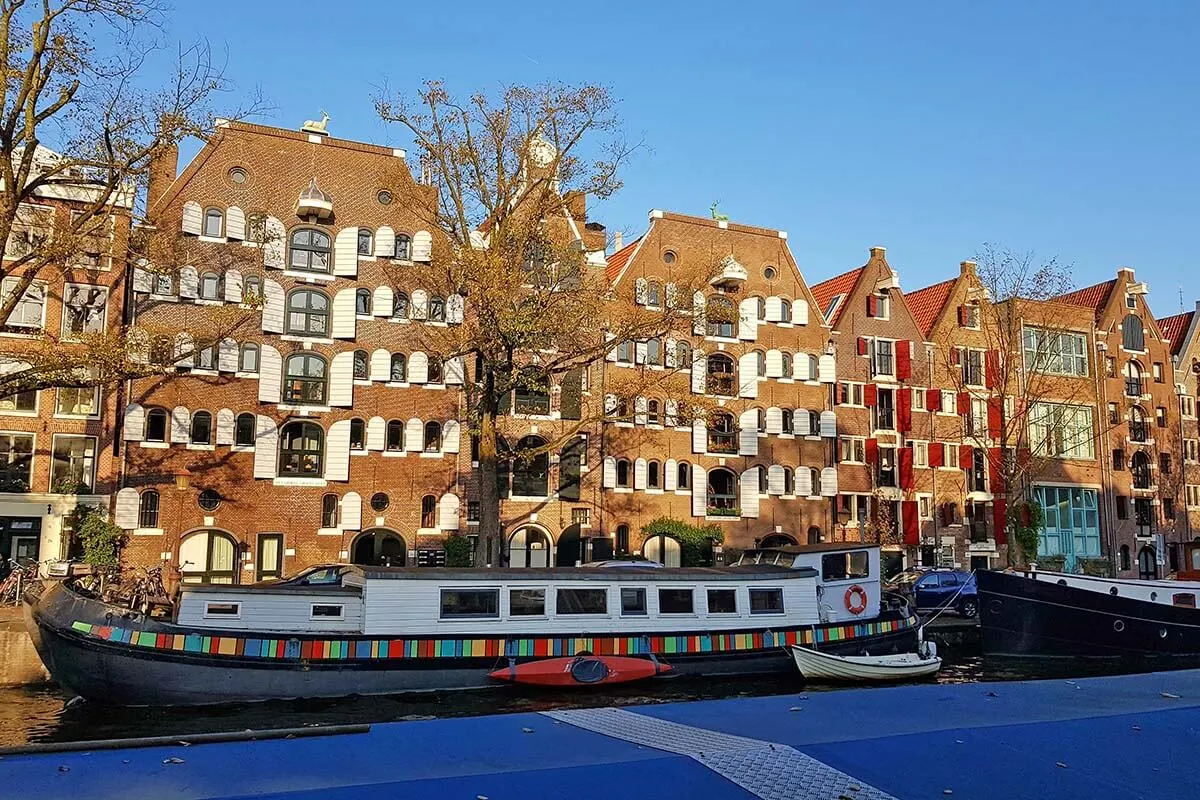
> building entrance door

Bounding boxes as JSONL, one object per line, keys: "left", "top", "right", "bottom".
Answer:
{"left": 0, "top": 517, "right": 41, "bottom": 566}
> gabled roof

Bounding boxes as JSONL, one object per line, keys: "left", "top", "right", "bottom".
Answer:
{"left": 604, "top": 237, "right": 642, "bottom": 283}
{"left": 1159, "top": 311, "right": 1193, "bottom": 356}
{"left": 809, "top": 267, "right": 864, "bottom": 327}
{"left": 1055, "top": 279, "right": 1117, "bottom": 313}
{"left": 905, "top": 278, "right": 957, "bottom": 337}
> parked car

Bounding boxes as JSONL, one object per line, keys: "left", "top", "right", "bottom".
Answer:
{"left": 888, "top": 569, "right": 978, "bottom": 618}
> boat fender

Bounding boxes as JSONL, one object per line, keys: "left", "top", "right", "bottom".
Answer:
{"left": 845, "top": 584, "right": 868, "bottom": 615}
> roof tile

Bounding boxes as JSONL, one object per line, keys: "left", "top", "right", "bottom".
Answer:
{"left": 604, "top": 238, "right": 641, "bottom": 284}
{"left": 905, "top": 278, "right": 957, "bottom": 337}
{"left": 1159, "top": 311, "right": 1193, "bottom": 355}
{"left": 1054, "top": 279, "right": 1116, "bottom": 313}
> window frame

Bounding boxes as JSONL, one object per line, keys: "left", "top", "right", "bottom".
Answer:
{"left": 287, "top": 227, "right": 332, "bottom": 273}
{"left": 285, "top": 289, "right": 331, "bottom": 337}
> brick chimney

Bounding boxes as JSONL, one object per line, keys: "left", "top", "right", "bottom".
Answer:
{"left": 961, "top": 260, "right": 978, "bottom": 277}
{"left": 613, "top": 231, "right": 623, "bottom": 252}
{"left": 146, "top": 137, "right": 178, "bottom": 214}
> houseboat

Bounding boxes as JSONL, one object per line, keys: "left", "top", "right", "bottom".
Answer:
{"left": 26, "top": 542, "right": 917, "bottom": 706}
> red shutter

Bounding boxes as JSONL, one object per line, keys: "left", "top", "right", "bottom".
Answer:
{"left": 902, "top": 500, "right": 920, "bottom": 545}
{"left": 957, "top": 305, "right": 966, "bottom": 326}
{"left": 866, "top": 295, "right": 878, "bottom": 317}
{"left": 957, "top": 391, "right": 970, "bottom": 415}
{"left": 864, "top": 383, "right": 878, "bottom": 407}
{"left": 927, "top": 388, "right": 942, "bottom": 409}
{"left": 896, "top": 340, "right": 912, "bottom": 380}
{"left": 899, "top": 446, "right": 915, "bottom": 490}
{"left": 987, "top": 397, "right": 1002, "bottom": 439}
{"left": 865, "top": 437, "right": 879, "bottom": 464}
{"left": 929, "top": 442, "right": 944, "bottom": 467}
{"left": 988, "top": 447, "right": 1005, "bottom": 494}
{"left": 897, "top": 387, "right": 912, "bottom": 432}
{"left": 857, "top": 337, "right": 868, "bottom": 356}
{"left": 993, "top": 499, "right": 1008, "bottom": 545}
{"left": 985, "top": 350, "right": 1000, "bottom": 389}
{"left": 838, "top": 383, "right": 849, "bottom": 404}
{"left": 960, "top": 443, "right": 974, "bottom": 468}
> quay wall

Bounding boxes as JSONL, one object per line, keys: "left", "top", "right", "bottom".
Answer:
{"left": 0, "top": 606, "right": 48, "bottom": 687}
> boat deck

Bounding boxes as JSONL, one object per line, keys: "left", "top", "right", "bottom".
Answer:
{"left": 5, "top": 669, "right": 1200, "bottom": 799}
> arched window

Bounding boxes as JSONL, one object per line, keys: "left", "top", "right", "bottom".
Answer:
{"left": 646, "top": 338, "right": 662, "bottom": 366}
{"left": 647, "top": 460, "right": 662, "bottom": 489}
{"left": 756, "top": 407, "right": 766, "bottom": 432}
{"left": 647, "top": 399, "right": 661, "bottom": 425}
{"left": 780, "top": 298, "right": 791, "bottom": 322}
{"left": 278, "top": 421, "right": 323, "bottom": 476}
{"left": 357, "top": 228, "right": 373, "bottom": 256}
{"left": 753, "top": 349, "right": 766, "bottom": 377}
{"left": 675, "top": 341, "right": 691, "bottom": 368}
{"left": 513, "top": 435, "right": 549, "bottom": 497}
{"left": 355, "top": 288, "right": 372, "bottom": 315}
{"left": 781, "top": 352, "right": 792, "bottom": 377}
{"left": 706, "top": 295, "right": 735, "bottom": 338}
{"left": 421, "top": 495, "right": 437, "bottom": 528}
{"left": 288, "top": 228, "right": 331, "bottom": 273}
{"left": 783, "top": 467, "right": 794, "bottom": 495}
{"left": 190, "top": 410, "right": 213, "bottom": 444}
{"left": 781, "top": 408, "right": 795, "bottom": 434}
{"left": 234, "top": 412, "right": 255, "bottom": 446}
{"left": 194, "top": 344, "right": 216, "bottom": 371}
{"left": 283, "top": 354, "right": 327, "bottom": 404}
{"left": 392, "top": 292, "right": 409, "bottom": 319}
{"left": 428, "top": 296, "right": 446, "bottom": 322}
{"left": 239, "top": 342, "right": 259, "bottom": 373}
{"left": 616, "top": 458, "right": 632, "bottom": 488}
{"left": 199, "top": 272, "right": 221, "bottom": 300}
{"left": 509, "top": 526, "right": 551, "bottom": 567}
{"left": 202, "top": 208, "right": 223, "bottom": 238}
{"left": 138, "top": 490, "right": 160, "bottom": 528}
{"left": 424, "top": 421, "right": 442, "bottom": 452}
{"left": 1119, "top": 544, "right": 1131, "bottom": 571}
{"left": 350, "top": 418, "right": 365, "bottom": 450}
{"left": 807, "top": 526, "right": 822, "bottom": 545}
{"left": 385, "top": 420, "right": 404, "bottom": 451}
{"left": 146, "top": 407, "right": 168, "bottom": 442}
{"left": 394, "top": 233, "right": 411, "bottom": 260}
{"left": 646, "top": 281, "right": 662, "bottom": 307}
{"left": 707, "top": 412, "right": 736, "bottom": 453}
{"left": 285, "top": 289, "right": 329, "bottom": 336}
{"left": 756, "top": 296, "right": 767, "bottom": 320}
{"left": 1123, "top": 314, "right": 1145, "bottom": 352}
{"left": 810, "top": 467, "right": 822, "bottom": 496}
{"left": 353, "top": 349, "right": 369, "bottom": 380}
{"left": 1130, "top": 406, "right": 1148, "bottom": 442}
{"left": 1124, "top": 361, "right": 1144, "bottom": 397}
{"left": 1131, "top": 451, "right": 1151, "bottom": 489}
{"left": 515, "top": 370, "right": 550, "bottom": 414}
{"left": 387, "top": 353, "right": 406, "bottom": 383}
{"left": 242, "top": 275, "right": 261, "bottom": 302}
{"left": 757, "top": 466, "right": 769, "bottom": 494}
{"left": 616, "top": 524, "right": 630, "bottom": 554}
{"left": 761, "top": 533, "right": 797, "bottom": 548}
{"left": 179, "top": 530, "right": 238, "bottom": 585}
{"left": 321, "top": 493, "right": 338, "bottom": 528}
{"left": 706, "top": 353, "right": 735, "bottom": 396}
{"left": 153, "top": 273, "right": 174, "bottom": 296}
{"left": 677, "top": 461, "right": 691, "bottom": 489}
{"left": 707, "top": 467, "right": 737, "bottom": 512}
{"left": 427, "top": 357, "right": 444, "bottom": 383}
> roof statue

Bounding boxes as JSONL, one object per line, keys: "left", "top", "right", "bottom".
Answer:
{"left": 302, "top": 111, "right": 330, "bottom": 135}
{"left": 710, "top": 202, "right": 729, "bottom": 222}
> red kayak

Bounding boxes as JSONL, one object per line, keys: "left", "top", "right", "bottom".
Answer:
{"left": 489, "top": 655, "right": 672, "bottom": 687}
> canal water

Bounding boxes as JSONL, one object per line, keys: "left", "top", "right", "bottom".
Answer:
{"left": 0, "top": 653, "right": 1148, "bottom": 748}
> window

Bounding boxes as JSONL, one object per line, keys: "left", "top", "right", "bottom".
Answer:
{"left": 821, "top": 551, "right": 870, "bottom": 581}
{"left": 707, "top": 588, "right": 737, "bottom": 614}
{"left": 514, "top": 373, "right": 550, "bottom": 414}
{"left": 392, "top": 293, "right": 410, "bottom": 319}
{"left": 1116, "top": 495, "right": 1128, "bottom": 519}
{"left": 279, "top": 421, "right": 323, "bottom": 476}
{"left": 394, "top": 233, "right": 411, "bottom": 260}
{"left": 1113, "top": 449, "right": 1125, "bottom": 471}
{"left": 1129, "top": 406, "right": 1148, "bottom": 442}
{"left": 353, "top": 350, "right": 369, "bottom": 380}
{"left": 573, "top": 507, "right": 591, "bottom": 527}
{"left": 963, "top": 348, "right": 984, "bottom": 387}
{"left": 153, "top": 273, "right": 174, "bottom": 296}
{"left": 1156, "top": 406, "right": 1168, "bottom": 428}
{"left": 913, "top": 389, "right": 926, "bottom": 411}
{"left": 136, "top": 490, "right": 160, "bottom": 528}
{"left": 620, "top": 587, "right": 646, "bottom": 616}
{"left": 510, "top": 589, "right": 545, "bottom": 616}
{"left": 658, "top": 588, "right": 694, "bottom": 614}
{"left": 0, "top": 278, "right": 45, "bottom": 330}
{"left": 320, "top": 493, "right": 338, "bottom": 527}
{"left": 755, "top": 296, "right": 767, "bottom": 320}
{"left": 1122, "top": 314, "right": 1145, "bottom": 351}
{"left": 0, "top": 388, "right": 36, "bottom": 413}
{"left": 752, "top": 350, "right": 766, "bottom": 377}
{"left": 840, "top": 436, "right": 865, "bottom": 463}
{"left": 427, "top": 357, "right": 443, "bottom": 383}
{"left": 1164, "top": 498, "right": 1176, "bottom": 520}
{"left": 311, "top": 604, "right": 344, "bottom": 620}
{"left": 779, "top": 298, "right": 791, "bottom": 321}
{"left": 56, "top": 386, "right": 99, "bottom": 417}
{"left": 283, "top": 354, "right": 327, "bottom": 405}
{"left": 1022, "top": 327, "right": 1088, "bottom": 376}
{"left": 204, "top": 602, "right": 240, "bottom": 616}
{"left": 190, "top": 411, "right": 213, "bottom": 444}
{"left": 706, "top": 296, "right": 735, "bottom": 338}
{"left": 1182, "top": 396, "right": 1196, "bottom": 418}
{"left": 675, "top": 341, "right": 691, "bottom": 369}
{"left": 235, "top": 413, "right": 255, "bottom": 446}
{"left": 944, "top": 444, "right": 960, "bottom": 469}
{"left": 424, "top": 421, "right": 442, "bottom": 452}
{"left": 50, "top": 435, "right": 97, "bottom": 492}
{"left": 913, "top": 441, "right": 929, "bottom": 468}
{"left": 962, "top": 303, "right": 981, "bottom": 329}
{"left": 62, "top": 285, "right": 108, "bottom": 338}
{"left": 1029, "top": 402, "right": 1095, "bottom": 459}
{"left": 285, "top": 289, "right": 330, "bottom": 336}
{"left": 192, "top": 343, "right": 217, "bottom": 371}
{"left": 198, "top": 272, "right": 221, "bottom": 301}
{"left": 940, "top": 391, "right": 956, "bottom": 414}
{"left": 1134, "top": 498, "right": 1154, "bottom": 535}
{"left": 837, "top": 382, "right": 865, "bottom": 406}
{"left": 780, "top": 352, "right": 792, "bottom": 377}
{"left": 707, "top": 412, "right": 737, "bottom": 454}
{"left": 707, "top": 467, "right": 737, "bottom": 512}
{"left": 4, "top": 203, "right": 53, "bottom": 259}
{"left": 647, "top": 460, "right": 661, "bottom": 489}
{"left": 357, "top": 228, "right": 373, "bottom": 256}
{"left": 0, "top": 433, "right": 34, "bottom": 492}
{"left": 706, "top": 353, "right": 735, "bottom": 396}
{"left": 355, "top": 288, "right": 372, "bottom": 315}
{"left": 614, "top": 340, "right": 633, "bottom": 364}
{"left": 615, "top": 458, "right": 631, "bottom": 488}
{"left": 440, "top": 589, "right": 499, "bottom": 619}
{"left": 1153, "top": 362, "right": 1164, "bottom": 382}
{"left": 421, "top": 494, "right": 436, "bottom": 527}
{"left": 749, "top": 588, "right": 784, "bottom": 614}
{"left": 1186, "top": 439, "right": 1200, "bottom": 463}
{"left": 145, "top": 408, "right": 168, "bottom": 442}
{"left": 1187, "top": 485, "right": 1200, "bottom": 508}
{"left": 203, "top": 208, "right": 224, "bottom": 237}
{"left": 556, "top": 588, "right": 607, "bottom": 614}
{"left": 918, "top": 495, "right": 932, "bottom": 519}
{"left": 239, "top": 343, "right": 259, "bottom": 373}
{"left": 428, "top": 295, "right": 446, "bottom": 322}
{"left": 243, "top": 275, "right": 262, "bottom": 302}
{"left": 350, "top": 418, "right": 365, "bottom": 450}
{"left": 386, "top": 420, "right": 404, "bottom": 451}
{"left": 646, "top": 281, "right": 661, "bottom": 307}
{"left": 288, "top": 228, "right": 331, "bottom": 272}
{"left": 645, "top": 338, "right": 662, "bottom": 366}
{"left": 1131, "top": 452, "right": 1152, "bottom": 490}
{"left": 870, "top": 338, "right": 894, "bottom": 377}
{"left": 677, "top": 461, "right": 690, "bottom": 489}
{"left": 1108, "top": 402, "right": 1120, "bottom": 425}
{"left": 390, "top": 353, "right": 407, "bottom": 382}
{"left": 647, "top": 399, "right": 661, "bottom": 425}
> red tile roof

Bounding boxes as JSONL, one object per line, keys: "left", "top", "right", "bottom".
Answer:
{"left": 604, "top": 238, "right": 641, "bottom": 283}
{"left": 905, "top": 278, "right": 957, "bottom": 337}
{"left": 1159, "top": 311, "right": 1193, "bottom": 355}
{"left": 1055, "top": 279, "right": 1116, "bottom": 313}
{"left": 809, "top": 267, "right": 864, "bottom": 327}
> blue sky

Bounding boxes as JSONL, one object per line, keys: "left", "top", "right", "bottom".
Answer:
{"left": 163, "top": 1, "right": 1197, "bottom": 315}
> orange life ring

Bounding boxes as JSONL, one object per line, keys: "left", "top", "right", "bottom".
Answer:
{"left": 845, "top": 584, "right": 868, "bottom": 615}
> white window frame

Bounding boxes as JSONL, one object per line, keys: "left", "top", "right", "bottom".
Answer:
{"left": 943, "top": 443, "right": 960, "bottom": 469}
{"left": 0, "top": 277, "right": 47, "bottom": 331}
{"left": 55, "top": 385, "right": 101, "bottom": 419}
{"left": 917, "top": 493, "right": 933, "bottom": 519}
{"left": 939, "top": 391, "right": 956, "bottom": 415}
{"left": 4, "top": 203, "right": 54, "bottom": 261}
{"left": 49, "top": 433, "right": 98, "bottom": 493}
{"left": 0, "top": 430, "right": 35, "bottom": 491}
{"left": 840, "top": 436, "right": 866, "bottom": 464}
{"left": 913, "top": 440, "right": 929, "bottom": 468}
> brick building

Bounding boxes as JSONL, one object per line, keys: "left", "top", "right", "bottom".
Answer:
{"left": 1162, "top": 304, "right": 1199, "bottom": 549}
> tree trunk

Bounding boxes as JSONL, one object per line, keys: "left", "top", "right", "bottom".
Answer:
{"left": 474, "top": 371, "right": 503, "bottom": 567}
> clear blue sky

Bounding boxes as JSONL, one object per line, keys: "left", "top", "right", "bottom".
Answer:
{"left": 164, "top": 0, "right": 1198, "bottom": 315}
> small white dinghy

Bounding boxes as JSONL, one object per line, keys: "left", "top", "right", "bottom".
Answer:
{"left": 790, "top": 640, "right": 941, "bottom": 683}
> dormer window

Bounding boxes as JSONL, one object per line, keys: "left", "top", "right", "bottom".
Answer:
{"left": 824, "top": 294, "right": 844, "bottom": 323}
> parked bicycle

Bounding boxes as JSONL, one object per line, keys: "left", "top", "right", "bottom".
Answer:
{"left": 0, "top": 558, "right": 42, "bottom": 606}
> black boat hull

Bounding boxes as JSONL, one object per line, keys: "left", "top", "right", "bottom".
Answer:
{"left": 977, "top": 569, "right": 1200, "bottom": 660}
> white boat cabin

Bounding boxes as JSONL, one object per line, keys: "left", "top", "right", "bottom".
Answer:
{"left": 734, "top": 543, "right": 882, "bottom": 624}
{"left": 1026, "top": 568, "right": 1200, "bottom": 609}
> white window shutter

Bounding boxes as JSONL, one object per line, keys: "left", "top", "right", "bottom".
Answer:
{"left": 692, "top": 419, "right": 707, "bottom": 453}
{"left": 366, "top": 416, "right": 385, "bottom": 450}
{"left": 445, "top": 356, "right": 465, "bottom": 385}
{"left": 691, "top": 465, "right": 706, "bottom": 517}
{"left": 252, "top": 416, "right": 277, "bottom": 478}
{"left": 602, "top": 456, "right": 617, "bottom": 488}
{"left": 412, "top": 230, "right": 433, "bottom": 262}
{"left": 739, "top": 410, "right": 759, "bottom": 456}
{"left": 821, "top": 467, "right": 839, "bottom": 496}
{"left": 665, "top": 282, "right": 678, "bottom": 308}
{"left": 173, "top": 332, "right": 193, "bottom": 368}
{"left": 132, "top": 265, "right": 152, "bottom": 293}
{"left": 665, "top": 338, "right": 678, "bottom": 368}
{"left": 796, "top": 465, "right": 813, "bottom": 497}
{"left": 405, "top": 418, "right": 423, "bottom": 452}
{"left": 604, "top": 333, "right": 618, "bottom": 363}
{"left": 793, "top": 299, "right": 809, "bottom": 325}
{"left": 218, "top": 337, "right": 238, "bottom": 372}
{"left": 375, "top": 226, "right": 394, "bottom": 257}
{"left": 329, "top": 352, "right": 355, "bottom": 407}
{"left": 818, "top": 353, "right": 836, "bottom": 384}
{"left": 411, "top": 289, "right": 429, "bottom": 320}
{"left": 332, "top": 287, "right": 357, "bottom": 339}
{"left": 765, "top": 296, "right": 783, "bottom": 322}
{"left": 768, "top": 465, "right": 785, "bottom": 496}
{"left": 690, "top": 350, "right": 706, "bottom": 394}
{"left": 326, "top": 420, "right": 352, "bottom": 481}
{"left": 820, "top": 410, "right": 837, "bottom": 438}
{"left": 634, "top": 341, "right": 647, "bottom": 365}
{"left": 123, "top": 403, "right": 145, "bottom": 441}
{"left": 226, "top": 206, "right": 246, "bottom": 241}
{"left": 179, "top": 266, "right": 199, "bottom": 299}
{"left": 409, "top": 351, "right": 429, "bottom": 384}
{"left": 692, "top": 292, "right": 706, "bottom": 335}
{"left": 635, "top": 277, "right": 648, "bottom": 304}
{"left": 634, "top": 396, "right": 648, "bottom": 425}
{"left": 665, "top": 399, "right": 679, "bottom": 427}
{"left": 258, "top": 345, "right": 282, "bottom": 403}
{"left": 170, "top": 406, "right": 190, "bottom": 443}
{"left": 373, "top": 286, "right": 393, "bottom": 317}
{"left": 224, "top": 269, "right": 243, "bottom": 303}
{"left": 114, "top": 488, "right": 139, "bottom": 530}
{"left": 665, "top": 458, "right": 678, "bottom": 491}
{"left": 215, "top": 408, "right": 235, "bottom": 445}
{"left": 370, "top": 349, "right": 390, "bottom": 381}
{"left": 262, "top": 217, "right": 286, "bottom": 269}
{"left": 634, "top": 458, "right": 648, "bottom": 490}
{"left": 738, "top": 353, "right": 758, "bottom": 398}
{"left": 791, "top": 408, "right": 806, "bottom": 435}
{"left": 766, "top": 407, "right": 784, "bottom": 434}
{"left": 740, "top": 470, "right": 760, "bottom": 519}
{"left": 339, "top": 492, "right": 362, "bottom": 530}
{"left": 261, "top": 280, "right": 285, "bottom": 333}
{"left": 438, "top": 493, "right": 461, "bottom": 531}
{"left": 443, "top": 420, "right": 461, "bottom": 453}
{"left": 447, "top": 295, "right": 464, "bottom": 324}
{"left": 333, "top": 228, "right": 358, "bottom": 277}
{"left": 765, "top": 349, "right": 784, "bottom": 378}
{"left": 738, "top": 298, "right": 759, "bottom": 340}
{"left": 181, "top": 201, "right": 202, "bottom": 235}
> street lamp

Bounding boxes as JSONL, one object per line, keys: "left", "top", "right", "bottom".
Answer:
{"left": 173, "top": 468, "right": 191, "bottom": 492}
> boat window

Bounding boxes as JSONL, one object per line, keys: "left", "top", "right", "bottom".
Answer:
{"left": 311, "top": 603, "right": 344, "bottom": 619}
{"left": 659, "top": 588, "right": 694, "bottom": 614}
{"left": 510, "top": 589, "right": 546, "bottom": 616}
{"left": 707, "top": 588, "right": 737, "bottom": 614}
{"left": 749, "top": 588, "right": 784, "bottom": 614}
{"left": 556, "top": 588, "right": 607, "bottom": 615}
{"left": 440, "top": 589, "right": 500, "bottom": 619}
{"left": 204, "top": 602, "right": 240, "bottom": 617}
{"left": 821, "top": 551, "right": 870, "bottom": 581}
{"left": 620, "top": 587, "right": 647, "bottom": 616}
{"left": 1173, "top": 593, "right": 1197, "bottom": 608}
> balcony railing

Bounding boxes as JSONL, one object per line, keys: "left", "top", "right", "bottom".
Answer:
{"left": 708, "top": 432, "right": 737, "bottom": 454}
{"left": 1125, "top": 378, "right": 1143, "bottom": 397}
{"left": 706, "top": 373, "right": 735, "bottom": 397}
